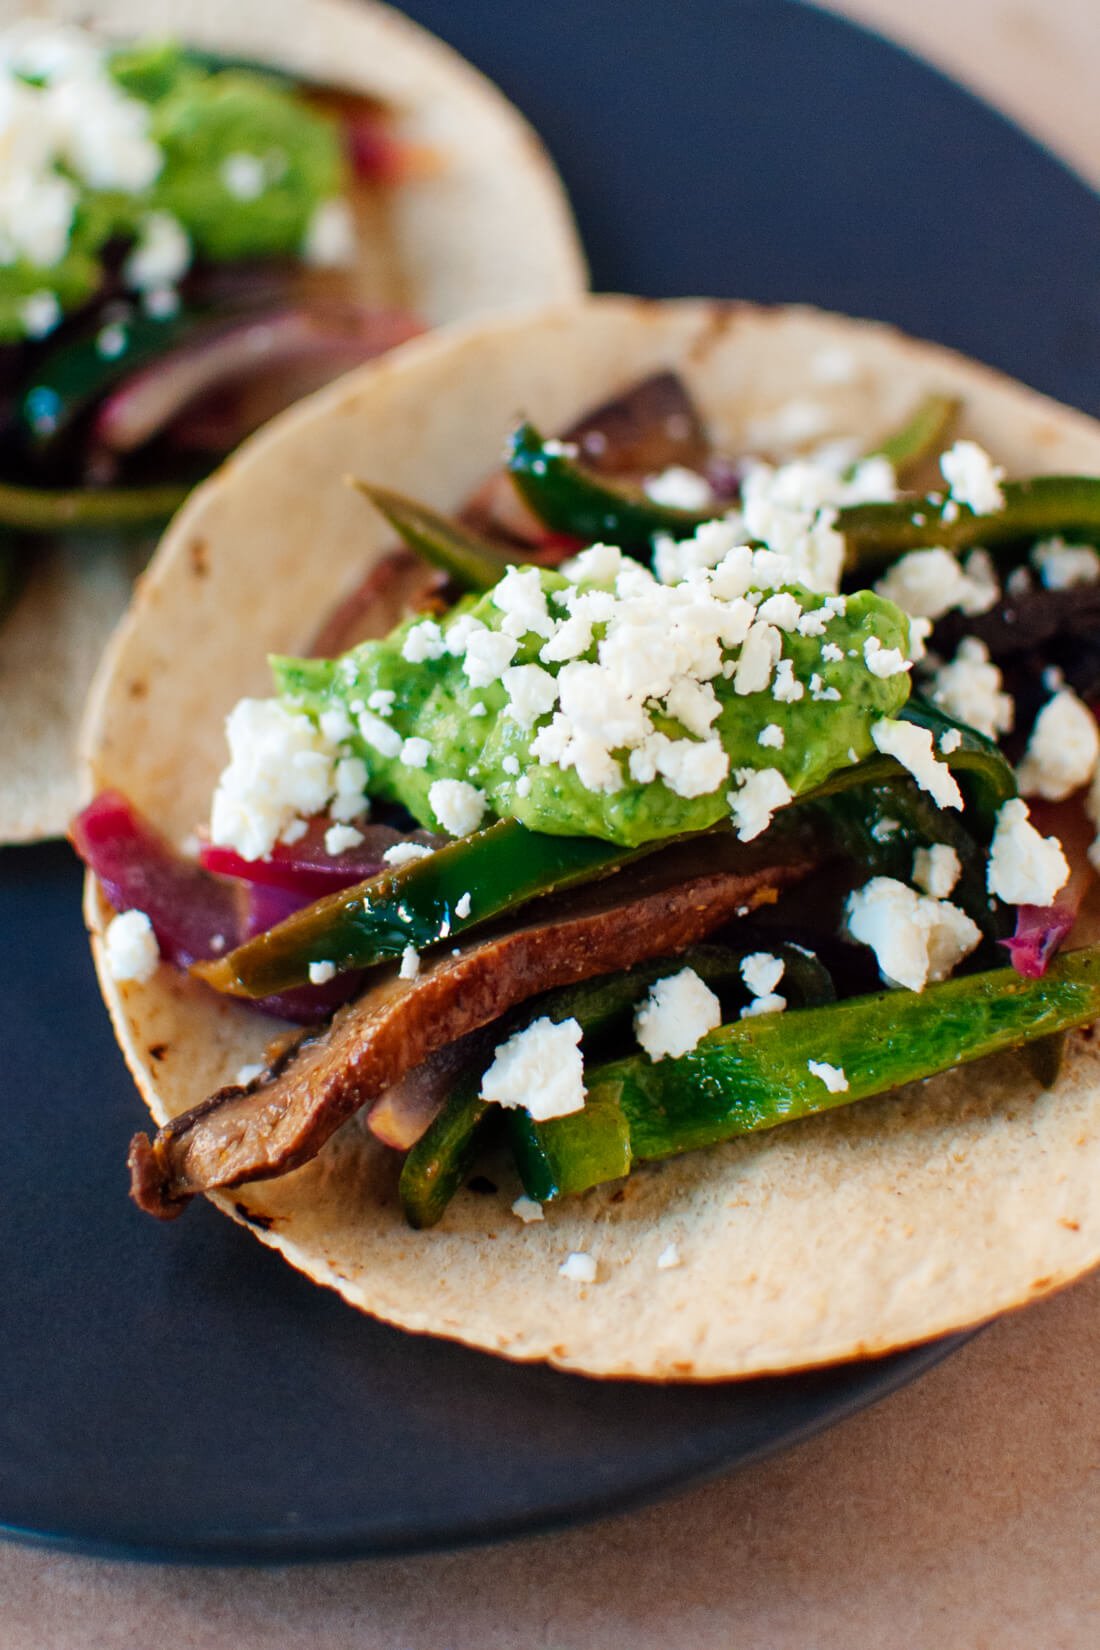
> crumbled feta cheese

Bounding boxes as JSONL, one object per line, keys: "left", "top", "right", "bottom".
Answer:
{"left": 939, "top": 728, "right": 963, "bottom": 755}
{"left": 511, "top": 1196, "right": 544, "bottom": 1224}
{"left": 19, "top": 289, "right": 61, "bottom": 338}
{"left": 142, "top": 284, "right": 180, "bottom": 319}
{"left": 309, "top": 960, "right": 337, "bottom": 985}
{"left": 634, "top": 967, "right": 722, "bottom": 1061}
{"left": 559, "top": 1251, "right": 597, "bottom": 1284}
{"left": 756, "top": 592, "right": 802, "bottom": 631}
{"left": 644, "top": 465, "right": 714, "bottom": 510}
{"left": 103, "top": 909, "right": 159, "bottom": 983}
{"left": 383, "top": 841, "right": 432, "bottom": 867}
{"left": 928, "top": 637, "right": 1013, "bottom": 741}
{"left": 771, "top": 659, "right": 805, "bottom": 703}
{"left": 820, "top": 641, "right": 845, "bottom": 664}
{"left": 397, "top": 737, "right": 430, "bottom": 770}
{"left": 870, "top": 816, "right": 900, "bottom": 842}
{"left": 740, "top": 991, "right": 786, "bottom": 1017}
{"left": 303, "top": 197, "right": 356, "bottom": 266}
{"left": 808, "top": 1060, "right": 849, "bottom": 1092}
{"left": 656, "top": 1242, "right": 682, "bottom": 1270}
{"left": 366, "top": 689, "right": 395, "bottom": 715}
{"left": 210, "top": 698, "right": 342, "bottom": 861}
{"left": 796, "top": 606, "right": 832, "bottom": 638}
{"left": 561, "top": 541, "right": 624, "bottom": 584}
{"left": 357, "top": 709, "right": 403, "bottom": 759}
{"left": 235, "top": 1063, "right": 264, "bottom": 1088}
{"left": 940, "top": 440, "right": 1006, "bottom": 515}
{"left": 758, "top": 723, "right": 785, "bottom": 749}
{"left": 324, "top": 823, "right": 364, "bottom": 856}
{"left": 727, "top": 766, "right": 793, "bottom": 841}
{"left": 461, "top": 628, "right": 518, "bottom": 688}
{"left": 123, "top": 212, "right": 191, "bottom": 290}
{"left": 740, "top": 951, "right": 785, "bottom": 997}
{"left": 502, "top": 662, "right": 559, "bottom": 728}
{"left": 1017, "top": 689, "right": 1100, "bottom": 801}
{"left": 863, "top": 636, "right": 912, "bottom": 679}
{"left": 481, "top": 1016, "right": 586, "bottom": 1120}
{"left": 428, "top": 779, "right": 486, "bottom": 837}
{"left": 502, "top": 755, "right": 520, "bottom": 777}
{"left": 875, "top": 546, "right": 999, "bottom": 620}
{"left": 515, "top": 774, "right": 532, "bottom": 798}
{"left": 987, "top": 799, "right": 1070, "bottom": 906}
{"left": 912, "top": 842, "right": 961, "bottom": 898}
{"left": 1031, "top": 537, "right": 1100, "bottom": 590}
{"left": 871, "top": 719, "right": 963, "bottom": 810}
{"left": 733, "top": 621, "right": 782, "bottom": 694}
{"left": 492, "top": 565, "right": 555, "bottom": 639}
{"left": 398, "top": 945, "right": 420, "bottom": 981}
{"left": 469, "top": 701, "right": 488, "bottom": 718}
{"left": 220, "top": 151, "right": 266, "bottom": 201}
{"left": 455, "top": 891, "right": 472, "bottom": 919}
{"left": 402, "top": 619, "right": 446, "bottom": 663}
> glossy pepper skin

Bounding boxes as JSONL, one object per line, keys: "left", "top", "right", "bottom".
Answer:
{"left": 837, "top": 476, "right": 1100, "bottom": 572}
{"left": 0, "top": 476, "right": 189, "bottom": 533}
{"left": 352, "top": 480, "right": 512, "bottom": 592}
{"left": 510, "top": 944, "right": 1100, "bottom": 1203}
{"left": 870, "top": 393, "right": 960, "bottom": 481}
{"left": 398, "top": 943, "right": 836, "bottom": 1228}
{"left": 194, "top": 818, "right": 647, "bottom": 998}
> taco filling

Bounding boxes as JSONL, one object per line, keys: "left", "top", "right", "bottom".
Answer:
{"left": 0, "top": 17, "right": 421, "bottom": 576}
{"left": 75, "top": 364, "right": 1100, "bottom": 1237}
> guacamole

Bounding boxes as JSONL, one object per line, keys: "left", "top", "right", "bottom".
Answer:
{"left": 0, "top": 35, "right": 347, "bottom": 342}
{"left": 274, "top": 562, "right": 915, "bottom": 848}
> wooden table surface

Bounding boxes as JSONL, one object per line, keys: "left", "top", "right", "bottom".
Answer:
{"left": 5, "top": 3, "right": 1099, "bottom": 1645}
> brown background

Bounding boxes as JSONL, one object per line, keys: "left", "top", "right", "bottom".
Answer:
{"left": 4, "top": 1, "right": 1099, "bottom": 1643}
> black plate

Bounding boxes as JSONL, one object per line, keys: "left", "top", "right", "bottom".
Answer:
{"left": 4, "top": 0, "right": 1100, "bottom": 1564}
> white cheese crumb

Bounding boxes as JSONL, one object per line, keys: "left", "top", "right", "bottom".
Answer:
{"left": 303, "top": 197, "right": 357, "bottom": 266}
{"left": 940, "top": 440, "right": 1006, "bottom": 515}
{"left": 643, "top": 465, "right": 714, "bottom": 510}
{"left": 1017, "top": 689, "right": 1100, "bottom": 801}
{"left": 103, "top": 909, "right": 159, "bottom": 984}
{"left": 123, "top": 211, "right": 191, "bottom": 290}
{"left": 324, "top": 823, "right": 364, "bottom": 856}
{"left": 455, "top": 891, "right": 472, "bottom": 919}
{"left": 987, "top": 799, "right": 1070, "bottom": 907}
{"left": 1031, "top": 537, "right": 1100, "bottom": 590}
{"left": 20, "top": 289, "right": 61, "bottom": 339}
{"left": 383, "top": 841, "right": 432, "bottom": 867}
{"left": 559, "top": 1251, "right": 597, "bottom": 1284}
{"left": 357, "top": 710, "right": 402, "bottom": 759}
{"left": 398, "top": 945, "right": 420, "bottom": 981}
{"left": 821, "top": 641, "right": 845, "bottom": 664}
{"left": 756, "top": 592, "right": 802, "bottom": 632}
{"left": 656, "top": 1242, "right": 682, "bottom": 1270}
{"left": 733, "top": 621, "right": 782, "bottom": 695}
{"left": 871, "top": 719, "right": 963, "bottom": 811}
{"left": 912, "top": 842, "right": 961, "bottom": 898}
{"left": 846, "top": 877, "right": 981, "bottom": 991}
{"left": 308, "top": 960, "right": 337, "bottom": 985}
{"left": 469, "top": 701, "right": 488, "bottom": 718}
{"left": 728, "top": 766, "right": 793, "bottom": 841}
{"left": 481, "top": 1016, "right": 586, "bottom": 1120}
{"left": 808, "top": 1060, "right": 849, "bottom": 1093}
{"left": 927, "top": 637, "right": 1013, "bottom": 741}
{"left": 875, "top": 546, "right": 1000, "bottom": 620}
{"left": 235, "top": 1063, "right": 264, "bottom": 1088}
{"left": 939, "top": 728, "right": 963, "bottom": 755}
{"left": 400, "top": 737, "right": 431, "bottom": 770}
{"left": 772, "top": 659, "right": 805, "bottom": 703}
{"left": 366, "top": 689, "right": 395, "bottom": 715}
{"left": 221, "top": 151, "right": 266, "bottom": 201}
{"left": 402, "top": 619, "right": 446, "bottom": 663}
{"left": 429, "top": 779, "right": 486, "bottom": 837}
{"left": 461, "top": 628, "right": 518, "bottom": 688}
{"left": 634, "top": 968, "right": 722, "bottom": 1061}
{"left": 863, "top": 636, "right": 912, "bottom": 679}
{"left": 502, "top": 663, "right": 559, "bottom": 728}
{"left": 210, "top": 698, "right": 341, "bottom": 861}
{"left": 511, "top": 1196, "right": 544, "bottom": 1224}
{"left": 758, "top": 723, "right": 785, "bottom": 749}
{"left": 740, "top": 951, "right": 785, "bottom": 997}
{"left": 740, "top": 991, "right": 787, "bottom": 1017}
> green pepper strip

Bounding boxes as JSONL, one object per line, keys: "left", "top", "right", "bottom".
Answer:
{"left": 838, "top": 476, "right": 1100, "bottom": 573}
{"left": 352, "top": 480, "right": 510, "bottom": 592}
{"left": 399, "top": 943, "right": 836, "bottom": 1228}
{"left": 511, "top": 944, "right": 1100, "bottom": 1203}
{"left": 0, "top": 477, "right": 189, "bottom": 535}
{"left": 506, "top": 421, "right": 711, "bottom": 550}
{"left": 869, "top": 394, "right": 960, "bottom": 483}
{"left": 194, "top": 818, "right": 647, "bottom": 999}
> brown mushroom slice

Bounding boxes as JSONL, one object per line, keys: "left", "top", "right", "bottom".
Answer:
{"left": 129, "top": 847, "right": 810, "bottom": 1217}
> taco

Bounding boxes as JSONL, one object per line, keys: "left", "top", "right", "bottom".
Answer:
{"left": 0, "top": 0, "right": 585, "bottom": 843}
{"left": 77, "top": 296, "right": 1100, "bottom": 1380}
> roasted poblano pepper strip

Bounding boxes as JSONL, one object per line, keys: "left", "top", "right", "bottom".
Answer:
{"left": 0, "top": 476, "right": 190, "bottom": 534}
{"left": 353, "top": 481, "right": 512, "bottom": 593}
{"left": 506, "top": 421, "right": 712, "bottom": 550}
{"left": 511, "top": 944, "right": 1100, "bottom": 1203}
{"left": 870, "top": 394, "right": 960, "bottom": 482}
{"left": 194, "top": 818, "right": 649, "bottom": 998}
{"left": 838, "top": 476, "right": 1100, "bottom": 573}
{"left": 399, "top": 943, "right": 836, "bottom": 1228}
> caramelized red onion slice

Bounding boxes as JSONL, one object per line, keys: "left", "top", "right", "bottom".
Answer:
{"left": 199, "top": 817, "right": 441, "bottom": 899}
{"left": 71, "top": 791, "right": 363, "bottom": 1023}
{"left": 90, "top": 306, "right": 421, "bottom": 458}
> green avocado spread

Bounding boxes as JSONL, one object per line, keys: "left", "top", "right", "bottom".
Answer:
{"left": 273, "top": 561, "right": 914, "bottom": 848}
{"left": 0, "top": 35, "right": 346, "bottom": 342}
